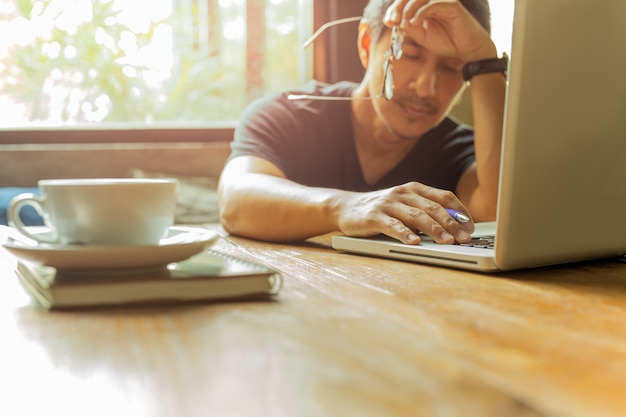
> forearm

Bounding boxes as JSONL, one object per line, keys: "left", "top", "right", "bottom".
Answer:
{"left": 465, "top": 71, "right": 507, "bottom": 219}
{"left": 218, "top": 173, "right": 344, "bottom": 242}
{"left": 219, "top": 161, "right": 477, "bottom": 244}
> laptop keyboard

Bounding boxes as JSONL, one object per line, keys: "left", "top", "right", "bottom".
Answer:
{"left": 456, "top": 235, "right": 495, "bottom": 249}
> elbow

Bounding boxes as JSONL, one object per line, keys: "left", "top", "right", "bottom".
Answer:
{"left": 217, "top": 180, "right": 240, "bottom": 235}
{"left": 218, "top": 193, "right": 242, "bottom": 236}
{"left": 218, "top": 189, "right": 268, "bottom": 241}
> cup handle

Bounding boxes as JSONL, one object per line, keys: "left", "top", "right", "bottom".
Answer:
{"left": 7, "top": 193, "right": 59, "bottom": 244}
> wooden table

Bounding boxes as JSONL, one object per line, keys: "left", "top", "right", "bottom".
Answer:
{"left": 2, "top": 225, "right": 626, "bottom": 417}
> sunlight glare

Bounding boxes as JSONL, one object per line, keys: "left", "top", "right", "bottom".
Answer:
{"left": 224, "top": 16, "right": 245, "bottom": 40}
{"left": 489, "top": 0, "right": 514, "bottom": 55}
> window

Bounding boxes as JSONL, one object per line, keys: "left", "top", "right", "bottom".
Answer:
{"left": 489, "top": 0, "right": 514, "bottom": 56}
{"left": 0, "top": 0, "right": 313, "bottom": 130}
{"left": 0, "top": 0, "right": 514, "bottom": 142}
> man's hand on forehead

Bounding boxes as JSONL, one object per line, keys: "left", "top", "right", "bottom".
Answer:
{"left": 384, "top": 0, "right": 457, "bottom": 27}
{"left": 412, "top": 0, "right": 459, "bottom": 28}
{"left": 383, "top": 0, "right": 497, "bottom": 63}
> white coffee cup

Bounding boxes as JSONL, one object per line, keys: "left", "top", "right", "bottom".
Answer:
{"left": 8, "top": 178, "right": 178, "bottom": 246}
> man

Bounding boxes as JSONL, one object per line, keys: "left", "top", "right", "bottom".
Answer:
{"left": 218, "top": 0, "right": 506, "bottom": 245}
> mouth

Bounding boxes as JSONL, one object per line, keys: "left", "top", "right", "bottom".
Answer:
{"left": 399, "top": 100, "right": 438, "bottom": 120}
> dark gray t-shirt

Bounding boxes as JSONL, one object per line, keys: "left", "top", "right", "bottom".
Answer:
{"left": 229, "top": 81, "right": 476, "bottom": 193}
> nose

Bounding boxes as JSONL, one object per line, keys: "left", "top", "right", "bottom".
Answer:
{"left": 409, "top": 66, "right": 437, "bottom": 98}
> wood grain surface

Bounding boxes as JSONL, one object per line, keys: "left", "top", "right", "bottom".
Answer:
{"left": 1, "top": 225, "right": 625, "bottom": 417}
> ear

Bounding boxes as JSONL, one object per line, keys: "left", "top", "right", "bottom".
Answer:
{"left": 357, "top": 22, "right": 372, "bottom": 69}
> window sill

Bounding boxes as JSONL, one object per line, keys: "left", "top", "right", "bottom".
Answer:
{"left": 0, "top": 123, "right": 235, "bottom": 145}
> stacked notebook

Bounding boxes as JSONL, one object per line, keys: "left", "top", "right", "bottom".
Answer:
{"left": 16, "top": 250, "right": 282, "bottom": 309}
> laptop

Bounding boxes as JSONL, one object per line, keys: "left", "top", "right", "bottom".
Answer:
{"left": 332, "top": 0, "right": 626, "bottom": 272}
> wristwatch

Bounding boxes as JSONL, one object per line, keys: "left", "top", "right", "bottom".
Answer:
{"left": 462, "top": 53, "right": 509, "bottom": 82}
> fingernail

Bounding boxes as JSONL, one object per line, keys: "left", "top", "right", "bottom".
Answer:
{"left": 407, "top": 233, "right": 420, "bottom": 242}
{"left": 457, "top": 230, "right": 471, "bottom": 241}
{"left": 384, "top": 9, "right": 397, "bottom": 23}
{"left": 441, "top": 232, "right": 454, "bottom": 242}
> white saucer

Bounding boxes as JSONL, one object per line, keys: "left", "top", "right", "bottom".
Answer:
{"left": 1, "top": 226, "right": 219, "bottom": 270}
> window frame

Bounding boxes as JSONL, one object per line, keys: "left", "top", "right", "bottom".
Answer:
{"left": 0, "top": 126, "right": 235, "bottom": 145}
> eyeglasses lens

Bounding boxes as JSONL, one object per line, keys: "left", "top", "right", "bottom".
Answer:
{"left": 391, "top": 27, "right": 404, "bottom": 60}
{"left": 383, "top": 27, "right": 403, "bottom": 101}
{"left": 383, "top": 58, "right": 394, "bottom": 101}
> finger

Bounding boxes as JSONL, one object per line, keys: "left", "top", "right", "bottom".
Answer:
{"left": 420, "top": 191, "right": 475, "bottom": 240}
{"left": 397, "top": 0, "right": 431, "bottom": 27}
{"left": 404, "top": 0, "right": 459, "bottom": 28}
{"left": 399, "top": 203, "right": 458, "bottom": 244}
{"left": 395, "top": 186, "right": 474, "bottom": 243}
{"left": 383, "top": 0, "right": 409, "bottom": 27}
{"left": 447, "top": 208, "right": 475, "bottom": 234}
{"left": 383, "top": 217, "right": 423, "bottom": 245}
{"left": 435, "top": 206, "right": 473, "bottom": 242}
{"left": 379, "top": 192, "right": 454, "bottom": 244}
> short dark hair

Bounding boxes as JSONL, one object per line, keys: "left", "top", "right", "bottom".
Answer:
{"left": 363, "top": 0, "right": 491, "bottom": 43}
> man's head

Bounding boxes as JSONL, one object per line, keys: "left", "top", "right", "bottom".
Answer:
{"left": 363, "top": 0, "right": 491, "bottom": 44}
{"left": 355, "top": 0, "right": 493, "bottom": 140}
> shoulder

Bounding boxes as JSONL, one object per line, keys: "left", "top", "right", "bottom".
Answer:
{"left": 230, "top": 82, "right": 358, "bottom": 181}
{"left": 237, "top": 81, "right": 357, "bottom": 134}
{"left": 241, "top": 81, "right": 356, "bottom": 117}
{"left": 288, "top": 80, "right": 357, "bottom": 100}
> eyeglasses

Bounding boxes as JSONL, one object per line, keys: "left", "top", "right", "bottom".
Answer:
{"left": 382, "top": 25, "right": 404, "bottom": 101}
{"left": 287, "top": 17, "right": 404, "bottom": 102}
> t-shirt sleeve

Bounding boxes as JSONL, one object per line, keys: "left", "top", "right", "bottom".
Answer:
{"left": 228, "top": 92, "right": 296, "bottom": 175}
{"left": 228, "top": 82, "right": 357, "bottom": 185}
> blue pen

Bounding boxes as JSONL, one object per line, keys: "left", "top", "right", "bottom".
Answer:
{"left": 446, "top": 208, "right": 471, "bottom": 223}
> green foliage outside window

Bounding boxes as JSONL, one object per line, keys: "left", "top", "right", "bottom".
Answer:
{"left": 0, "top": 0, "right": 307, "bottom": 127}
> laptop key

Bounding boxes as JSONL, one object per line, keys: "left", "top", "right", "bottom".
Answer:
{"left": 457, "top": 235, "right": 495, "bottom": 249}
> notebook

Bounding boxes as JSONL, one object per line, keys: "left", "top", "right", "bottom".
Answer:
{"left": 17, "top": 250, "right": 282, "bottom": 309}
{"left": 332, "top": 0, "right": 626, "bottom": 272}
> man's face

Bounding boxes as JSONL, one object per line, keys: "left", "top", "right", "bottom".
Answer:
{"left": 369, "top": 27, "right": 466, "bottom": 139}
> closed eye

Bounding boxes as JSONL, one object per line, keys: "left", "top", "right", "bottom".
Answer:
{"left": 400, "top": 45, "right": 424, "bottom": 61}
{"left": 438, "top": 59, "right": 463, "bottom": 74}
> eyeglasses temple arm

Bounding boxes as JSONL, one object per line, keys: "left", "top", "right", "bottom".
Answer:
{"left": 302, "top": 16, "right": 363, "bottom": 49}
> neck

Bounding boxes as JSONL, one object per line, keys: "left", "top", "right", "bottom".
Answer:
{"left": 351, "top": 84, "right": 418, "bottom": 152}
{"left": 351, "top": 84, "right": 419, "bottom": 185}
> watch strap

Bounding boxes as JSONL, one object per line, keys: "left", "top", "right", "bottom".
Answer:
{"left": 462, "top": 53, "right": 509, "bottom": 82}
